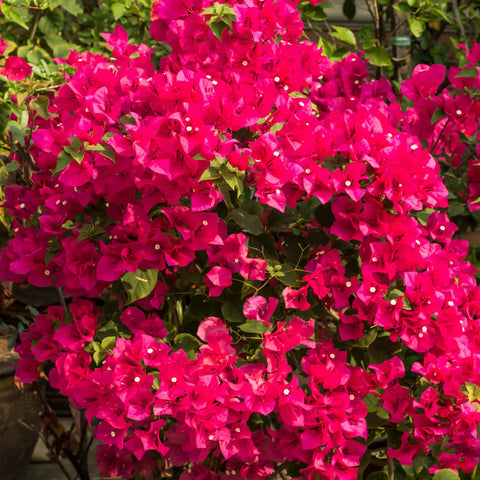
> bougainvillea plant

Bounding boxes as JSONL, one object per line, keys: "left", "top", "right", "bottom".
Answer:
{"left": 2, "top": 0, "right": 480, "bottom": 479}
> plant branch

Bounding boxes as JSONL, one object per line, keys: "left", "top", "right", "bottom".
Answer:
{"left": 452, "top": 0, "right": 467, "bottom": 43}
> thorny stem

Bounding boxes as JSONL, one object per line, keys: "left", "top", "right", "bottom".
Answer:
{"left": 57, "top": 287, "right": 69, "bottom": 315}
{"left": 387, "top": 457, "right": 395, "bottom": 480}
{"left": 451, "top": 0, "right": 467, "bottom": 45}
{"left": 431, "top": 118, "right": 451, "bottom": 156}
{"left": 29, "top": 12, "right": 40, "bottom": 41}
{"left": 365, "top": 0, "right": 380, "bottom": 40}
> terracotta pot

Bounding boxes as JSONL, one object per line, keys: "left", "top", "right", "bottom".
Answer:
{"left": 0, "top": 349, "right": 44, "bottom": 480}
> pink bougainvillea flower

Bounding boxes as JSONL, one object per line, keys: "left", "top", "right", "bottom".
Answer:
{"left": 243, "top": 296, "right": 279, "bottom": 325}
{"left": 205, "top": 266, "right": 232, "bottom": 296}
{"left": 0, "top": 56, "right": 32, "bottom": 80}
{"left": 0, "top": 37, "right": 7, "bottom": 57}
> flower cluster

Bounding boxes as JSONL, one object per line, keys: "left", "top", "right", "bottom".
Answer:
{"left": 400, "top": 49, "right": 480, "bottom": 214}
{"left": 3, "top": 0, "right": 480, "bottom": 478}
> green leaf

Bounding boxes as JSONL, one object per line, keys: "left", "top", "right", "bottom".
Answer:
{"left": 199, "top": 166, "right": 221, "bottom": 182}
{"left": 0, "top": 4, "right": 29, "bottom": 30}
{"left": 301, "top": 3, "right": 327, "bottom": 21}
{"left": 223, "top": 172, "right": 243, "bottom": 194}
{"left": 0, "top": 103, "right": 11, "bottom": 135}
{"left": 230, "top": 209, "right": 265, "bottom": 236}
{"left": 49, "top": 0, "right": 64, "bottom": 8}
{"left": 209, "top": 19, "right": 228, "bottom": 40}
{"left": 330, "top": 26, "right": 356, "bottom": 48}
{"left": 38, "top": 9, "right": 64, "bottom": 34}
{"left": 359, "top": 25, "right": 375, "bottom": 44}
{"left": 121, "top": 269, "right": 158, "bottom": 304}
{"left": 432, "top": 470, "right": 461, "bottom": 480}
{"left": 461, "top": 381, "right": 480, "bottom": 403}
{"left": 429, "top": 6, "right": 452, "bottom": 24}
{"left": 268, "top": 207, "right": 300, "bottom": 232}
{"left": 221, "top": 302, "right": 244, "bottom": 323}
{"left": 431, "top": 108, "right": 448, "bottom": 124}
{"left": 238, "top": 321, "right": 269, "bottom": 334}
{"left": 64, "top": 145, "right": 84, "bottom": 163}
{"left": 52, "top": 43, "right": 72, "bottom": 59}
{"left": 392, "top": 1, "right": 411, "bottom": 14}
{"left": 365, "top": 46, "right": 392, "bottom": 67}
{"left": 101, "top": 336, "right": 117, "bottom": 351}
{"left": 52, "top": 150, "right": 72, "bottom": 175}
{"left": 342, "top": 0, "right": 356, "bottom": 19}
{"left": 61, "top": 0, "right": 83, "bottom": 15}
{"left": 455, "top": 67, "right": 479, "bottom": 78}
{"left": 174, "top": 333, "right": 202, "bottom": 360}
{"left": 92, "top": 350, "right": 105, "bottom": 365}
{"left": 318, "top": 37, "right": 334, "bottom": 58}
{"left": 85, "top": 144, "right": 116, "bottom": 162}
{"left": 6, "top": 161, "right": 20, "bottom": 172}
{"left": 447, "top": 203, "right": 465, "bottom": 217}
{"left": 350, "top": 327, "right": 376, "bottom": 347}
{"left": 408, "top": 17, "right": 426, "bottom": 37}
{"left": 111, "top": 2, "right": 127, "bottom": 20}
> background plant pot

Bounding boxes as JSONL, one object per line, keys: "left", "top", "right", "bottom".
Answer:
{"left": 0, "top": 347, "right": 44, "bottom": 480}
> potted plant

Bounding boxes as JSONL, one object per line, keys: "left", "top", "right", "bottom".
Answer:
{"left": 2, "top": 1, "right": 480, "bottom": 479}
{"left": 0, "top": 281, "right": 45, "bottom": 480}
